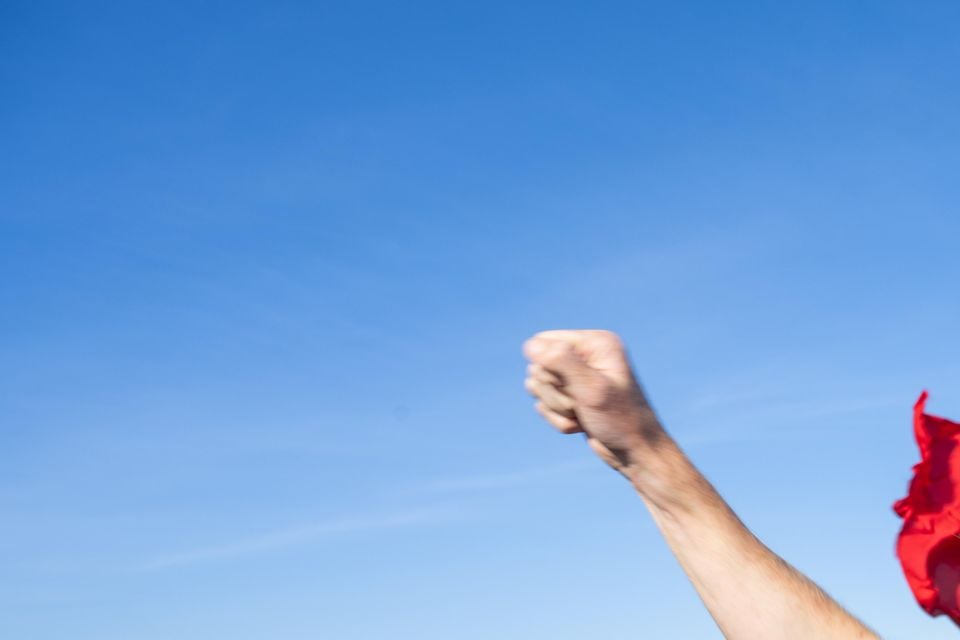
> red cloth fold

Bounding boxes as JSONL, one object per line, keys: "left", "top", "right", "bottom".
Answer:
{"left": 894, "top": 391, "right": 960, "bottom": 626}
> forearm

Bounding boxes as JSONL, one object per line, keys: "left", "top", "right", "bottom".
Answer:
{"left": 625, "top": 438, "right": 877, "bottom": 640}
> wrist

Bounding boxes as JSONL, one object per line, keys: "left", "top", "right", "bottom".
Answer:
{"left": 621, "top": 436, "right": 701, "bottom": 515}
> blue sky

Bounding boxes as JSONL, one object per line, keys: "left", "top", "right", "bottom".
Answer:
{"left": 2, "top": 1, "right": 960, "bottom": 638}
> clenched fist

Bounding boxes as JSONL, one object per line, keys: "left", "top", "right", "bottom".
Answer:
{"left": 523, "top": 330, "right": 667, "bottom": 474}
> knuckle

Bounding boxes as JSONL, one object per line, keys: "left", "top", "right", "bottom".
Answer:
{"left": 542, "top": 342, "right": 572, "bottom": 363}
{"left": 522, "top": 337, "right": 545, "bottom": 360}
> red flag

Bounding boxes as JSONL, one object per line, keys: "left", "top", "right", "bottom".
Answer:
{"left": 894, "top": 391, "right": 960, "bottom": 625}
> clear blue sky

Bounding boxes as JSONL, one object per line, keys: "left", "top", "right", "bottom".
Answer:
{"left": 2, "top": 1, "right": 959, "bottom": 638}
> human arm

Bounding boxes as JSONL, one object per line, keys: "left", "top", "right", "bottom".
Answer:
{"left": 523, "top": 330, "right": 878, "bottom": 640}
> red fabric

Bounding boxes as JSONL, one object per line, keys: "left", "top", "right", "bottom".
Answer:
{"left": 894, "top": 391, "right": 960, "bottom": 626}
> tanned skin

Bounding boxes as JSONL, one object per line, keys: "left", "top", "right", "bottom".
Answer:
{"left": 523, "top": 329, "right": 878, "bottom": 640}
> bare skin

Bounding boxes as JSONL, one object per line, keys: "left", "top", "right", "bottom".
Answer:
{"left": 523, "top": 329, "right": 878, "bottom": 640}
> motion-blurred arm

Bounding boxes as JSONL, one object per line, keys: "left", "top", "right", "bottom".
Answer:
{"left": 523, "top": 330, "right": 877, "bottom": 640}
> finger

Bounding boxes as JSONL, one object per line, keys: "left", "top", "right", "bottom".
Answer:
{"left": 527, "top": 363, "right": 562, "bottom": 387}
{"left": 525, "top": 339, "right": 597, "bottom": 398}
{"left": 524, "top": 334, "right": 577, "bottom": 363}
{"left": 536, "top": 329, "right": 618, "bottom": 346}
{"left": 528, "top": 330, "right": 624, "bottom": 366}
{"left": 525, "top": 378, "right": 576, "bottom": 417}
{"left": 535, "top": 401, "right": 583, "bottom": 434}
{"left": 532, "top": 329, "right": 586, "bottom": 345}
{"left": 524, "top": 377, "right": 573, "bottom": 412}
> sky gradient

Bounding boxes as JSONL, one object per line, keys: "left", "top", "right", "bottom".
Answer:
{"left": 3, "top": 1, "right": 960, "bottom": 638}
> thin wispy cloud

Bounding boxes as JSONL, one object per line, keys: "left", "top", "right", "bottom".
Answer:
{"left": 138, "top": 506, "right": 460, "bottom": 570}
{"left": 674, "top": 393, "right": 904, "bottom": 446}
{"left": 140, "top": 461, "right": 596, "bottom": 571}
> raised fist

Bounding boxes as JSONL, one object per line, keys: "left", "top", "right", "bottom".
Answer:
{"left": 523, "top": 330, "right": 665, "bottom": 472}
